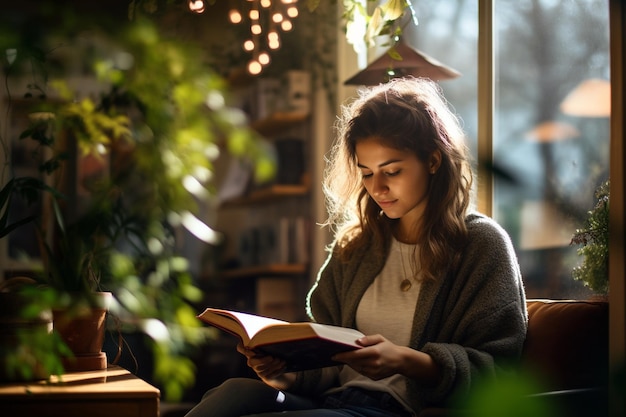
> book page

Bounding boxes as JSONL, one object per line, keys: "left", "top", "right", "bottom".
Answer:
{"left": 250, "top": 322, "right": 363, "bottom": 348}
{"left": 213, "top": 309, "right": 287, "bottom": 340}
{"left": 309, "top": 323, "right": 364, "bottom": 346}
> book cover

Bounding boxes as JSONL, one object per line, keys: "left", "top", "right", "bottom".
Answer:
{"left": 197, "top": 308, "right": 364, "bottom": 372}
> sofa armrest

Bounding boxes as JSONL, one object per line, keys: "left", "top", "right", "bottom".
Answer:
{"left": 522, "top": 299, "right": 609, "bottom": 391}
{"left": 417, "top": 387, "right": 608, "bottom": 417}
{"left": 529, "top": 387, "right": 608, "bottom": 417}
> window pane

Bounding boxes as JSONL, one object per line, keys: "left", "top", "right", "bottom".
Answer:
{"left": 493, "top": 0, "right": 610, "bottom": 299}
{"left": 405, "top": 0, "right": 479, "bottom": 176}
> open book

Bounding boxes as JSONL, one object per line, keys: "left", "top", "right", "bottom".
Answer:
{"left": 197, "top": 308, "right": 364, "bottom": 372}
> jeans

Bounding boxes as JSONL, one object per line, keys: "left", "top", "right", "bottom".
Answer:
{"left": 184, "top": 378, "right": 414, "bottom": 417}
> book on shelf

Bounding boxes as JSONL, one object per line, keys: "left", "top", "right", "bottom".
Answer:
{"left": 197, "top": 307, "right": 364, "bottom": 372}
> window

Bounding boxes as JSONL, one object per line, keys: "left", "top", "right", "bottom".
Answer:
{"left": 405, "top": 0, "right": 610, "bottom": 299}
{"left": 493, "top": 0, "right": 610, "bottom": 299}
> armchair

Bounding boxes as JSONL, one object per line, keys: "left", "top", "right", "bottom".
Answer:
{"left": 418, "top": 299, "right": 609, "bottom": 417}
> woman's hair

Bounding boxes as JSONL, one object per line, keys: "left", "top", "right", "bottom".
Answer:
{"left": 323, "top": 77, "right": 473, "bottom": 280}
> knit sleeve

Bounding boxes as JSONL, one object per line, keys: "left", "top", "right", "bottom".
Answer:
{"left": 306, "top": 246, "right": 344, "bottom": 325}
{"left": 408, "top": 215, "right": 528, "bottom": 409}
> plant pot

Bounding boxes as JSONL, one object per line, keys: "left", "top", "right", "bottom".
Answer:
{"left": 53, "top": 291, "right": 112, "bottom": 372}
{"left": 0, "top": 277, "right": 53, "bottom": 382}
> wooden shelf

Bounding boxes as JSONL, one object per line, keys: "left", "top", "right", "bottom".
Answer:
{"left": 221, "top": 183, "right": 309, "bottom": 206}
{"left": 251, "top": 111, "right": 309, "bottom": 136}
{"left": 221, "top": 263, "right": 307, "bottom": 279}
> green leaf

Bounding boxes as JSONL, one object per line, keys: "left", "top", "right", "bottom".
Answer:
{"left": 380, "top": 0, "right": 408, "bottom": 21}
{"left": 387, "top": 46, "right": 403, "bottom": 61}
{"left": 365, "top": 7, "right": 384, "bottom": 45}
{"left": 306, "top": 0, "right": 321, "bottom": 13}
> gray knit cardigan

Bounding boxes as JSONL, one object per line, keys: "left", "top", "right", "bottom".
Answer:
{"left": 291, "top": 213, "right": 528, "bottom": 414}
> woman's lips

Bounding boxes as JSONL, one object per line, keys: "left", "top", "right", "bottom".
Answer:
{"left": 377, "top": 200, "right": 396, "bottom": 209}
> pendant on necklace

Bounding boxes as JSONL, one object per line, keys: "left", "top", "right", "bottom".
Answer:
{"left": 400, "top": 279, "right": 412, "bottom": 292}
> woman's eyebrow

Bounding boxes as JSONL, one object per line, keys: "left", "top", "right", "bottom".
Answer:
{"left": 357, "top": 159, "right": 403, "bottom": 169}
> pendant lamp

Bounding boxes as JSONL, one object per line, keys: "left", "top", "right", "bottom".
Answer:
{"left": 559, "top": 78, "right": 611, "bottom": 118}
{"left": 344, "top": 40, "right": 461, "bottom": 85}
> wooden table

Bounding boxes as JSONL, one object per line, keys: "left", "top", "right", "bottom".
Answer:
{"left": 0, "top": 365, "right": 160, "bottom": 417}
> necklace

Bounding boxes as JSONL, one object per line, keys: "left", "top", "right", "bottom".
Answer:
{"left": 399, "top": 242, "right": 416, "bottom": 292}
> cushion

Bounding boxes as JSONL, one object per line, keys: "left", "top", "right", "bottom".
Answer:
{"left": 521, "top": 299, "right": 609, "bottom": 392}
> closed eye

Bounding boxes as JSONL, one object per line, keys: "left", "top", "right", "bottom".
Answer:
{"left": 361, "top": 170, "right": 400, "bottom": 179}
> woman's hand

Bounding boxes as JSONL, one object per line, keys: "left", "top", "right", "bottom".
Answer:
{"left": 332, "top": 334, "right": 441, "bottom": 385}
{"left": 236, "top": 343, "right": 296, "bottom": 390}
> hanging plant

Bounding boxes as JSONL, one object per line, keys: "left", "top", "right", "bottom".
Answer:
{"left": 570, "top": 180, "right": 610, "bottom": 294}
{"left": 337, "top": 0, "right": 416, "bottom": 51}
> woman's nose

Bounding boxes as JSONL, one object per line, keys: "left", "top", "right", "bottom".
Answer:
{"left": 371, "top": 175, "right": 388, "bottom": 196}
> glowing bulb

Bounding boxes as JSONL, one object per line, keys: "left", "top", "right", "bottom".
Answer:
{"left": 272, "top": 12, "right": 283, "bottom": 23}
{"left": 188, "top": 0, "right": 205, "bottom": 13}
{"left": 269, "top": 39, "right": 280, "bottom": 49}
{"left": 259, "top": 52, "right": 270, "bottom": 65}
{"left": 248, "top": 60, "right": 262, "bottom": 75}
{"left": 260, "top": 0, "right": 271, "bottom": 7}
{"left": 243, "top": 40, "right": 255, "bottom": 51}
{"left": 229, "top": 9, "right": 242, "bottom": 24}
{"left": 287, "top": 6, "right": 298, "bottom": 18}
{"left": 281, "top": 20, "right": 293, "bottom": 31}
{"left": 268, "top": 32, "right": 280, "bottom": 49}
{"left": 249, "top": 9, "right": 260, "bottom": 20}
{"left": 251, "top": 24, "right": 262, "bottom": 35}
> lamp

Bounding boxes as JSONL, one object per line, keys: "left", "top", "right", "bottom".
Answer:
{"left": 344, "top": 40, "right": 461, "bottom": 85}
{"left": 524, "top": 121, "right": 580, "bottom": 143}
{"left": 559, "top": 78, "right": 611, "bottom": 117}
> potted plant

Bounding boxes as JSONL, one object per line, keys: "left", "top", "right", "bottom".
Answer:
{"left": 570, "top": 179, "right": 610, "bottom": 295}
{"left": 1, "top": 10, "right": 274, "bottom": 400}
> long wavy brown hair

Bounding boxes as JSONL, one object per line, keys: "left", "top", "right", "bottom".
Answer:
{"left": 322, "top": 77, "right": 474, "bottom": 281}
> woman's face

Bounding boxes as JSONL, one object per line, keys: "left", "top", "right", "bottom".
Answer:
{"left": 356, "top": 136, "right": 434, "bottom": 231}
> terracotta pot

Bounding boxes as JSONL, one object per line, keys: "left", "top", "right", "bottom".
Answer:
{"left": 53, "top": 291, "right": 112, "bottom": 372}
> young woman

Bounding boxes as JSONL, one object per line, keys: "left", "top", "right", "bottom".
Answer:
{"left": 185, "top": 77, "right": 527, "bottom": 417}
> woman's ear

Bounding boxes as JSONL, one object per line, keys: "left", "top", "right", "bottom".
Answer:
{"left": 429, "top": 150, "right": 442, "bottom": 174}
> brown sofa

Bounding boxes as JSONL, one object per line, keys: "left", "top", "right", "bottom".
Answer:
{"left": 419, "top": 298, "right": 610, "bottom": 417}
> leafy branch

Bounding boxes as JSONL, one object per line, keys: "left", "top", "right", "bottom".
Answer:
{"left": 570, "top": 180, "right": 609, "bottom": 294}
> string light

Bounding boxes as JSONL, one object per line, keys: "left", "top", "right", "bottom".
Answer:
{"left": 258, "top": 51, "right": 271, "bottom": 65}
{"left": 248, "top": 60, "right": 263, "bottom": 75}
{"left": 287, "top": 6, "right": 298, "bottom": 18}
{"left": 188, "top": 0, "right": 205, "bottom": 13}
{"left": 243, "top": 40, "right": 255, "bottom": 52}
{"left": 229, "top": 9, "right": 243, "bottom": 24}
{"left": 228, "top": 0, "right": 300, "bottom": 75}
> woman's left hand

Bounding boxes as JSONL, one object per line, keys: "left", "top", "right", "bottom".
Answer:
{"left": 332, "top": 334, "right": 440, "bottom": 385}
{"left": 331, "top": 334, "right": 405, "bottom": 380}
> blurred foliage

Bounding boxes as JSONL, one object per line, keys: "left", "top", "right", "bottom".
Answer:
{"left": 570, "top": 180, "right": 609, "bottom": 294}
{"left": 452, "top": 372, "right": 558, "bottom": 417}
{"left": 337, "top": 0, "right": 416, "bottom": 51}
{"left": 1, "top": 5, "right": 274, "bottom": 401}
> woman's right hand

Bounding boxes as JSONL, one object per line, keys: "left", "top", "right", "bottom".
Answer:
{"left": 236, "top": 343, "right": 296, "bottom": 389}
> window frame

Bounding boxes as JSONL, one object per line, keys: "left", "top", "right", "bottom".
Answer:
{"left": 477, "top": 0, "right": 625, "bottom": 409}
